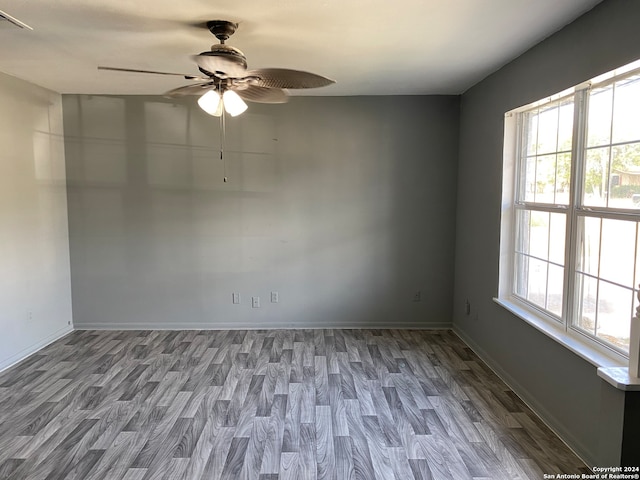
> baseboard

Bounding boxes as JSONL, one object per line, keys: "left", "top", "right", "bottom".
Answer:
{"left": 452, "top": 325, "right": 594, "bottom": 467}
{"left": 73, "top": 321, "right": 453, "bottom": 330}
{"left": 0, "top": 324, "right": 74, "bottom": 374}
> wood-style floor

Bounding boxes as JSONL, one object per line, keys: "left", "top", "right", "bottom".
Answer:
{"left": 0, "top": 329, "right": 588, "bottom": 480}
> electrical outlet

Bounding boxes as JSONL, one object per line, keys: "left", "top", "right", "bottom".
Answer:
{"left": 252, "top": 296, "right": 260, "bottom": 308}
{"left": 27, "top": 310, "right": 33, "bottom": 323}
{"left": 465, "top": 300, "right": 471, "bottom": 315}
{"left": 232, "top": 293, "right": 240, "bottom": 304}
{"left": 271, "top": 291, "right": 279, "bottom": 303}
{"left": 413, "top": 291, "right": 421, "bottom": 302}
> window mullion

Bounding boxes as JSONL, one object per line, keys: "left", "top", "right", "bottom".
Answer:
{"left": 564, "top": 88, "right": 589, "bottom": 332}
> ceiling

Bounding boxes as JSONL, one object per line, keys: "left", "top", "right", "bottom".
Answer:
{"left": 0, "top": 0, "right": 602, "bottom": 97}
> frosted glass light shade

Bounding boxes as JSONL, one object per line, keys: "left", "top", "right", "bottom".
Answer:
{"left": 222, "top": 90, "right": 248, "bottom": 117}
{"left": 198, "top": 90, "right": 223, "bottom": 116}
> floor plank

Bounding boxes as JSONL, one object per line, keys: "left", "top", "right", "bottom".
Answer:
{"left": 0, "top": 329, "right": 589, "bottom": 479}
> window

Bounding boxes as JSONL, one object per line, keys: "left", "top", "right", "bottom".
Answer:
{"left": 500, "top": 60, "right": 640, "bottom": 359}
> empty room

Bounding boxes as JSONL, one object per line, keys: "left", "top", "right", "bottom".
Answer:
{"left": 1, "top": 0, "right": 639, "bottom": 478}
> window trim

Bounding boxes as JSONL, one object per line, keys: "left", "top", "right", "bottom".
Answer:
{"left": 498, "top": 67, "right": 640, "bottom": 369}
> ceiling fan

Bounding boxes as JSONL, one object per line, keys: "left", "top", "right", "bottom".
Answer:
{"left": 98, "top": 20, "right": 335, "bottom": 117}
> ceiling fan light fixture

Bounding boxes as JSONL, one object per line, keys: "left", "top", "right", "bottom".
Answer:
{"left": 222, "top": 90, "right": 248, "bottom": 117}
{"left": 198, "top": 89, "right": 222, "bottom": 116}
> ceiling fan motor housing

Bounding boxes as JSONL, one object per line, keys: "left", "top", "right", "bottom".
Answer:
{"left": 198, "top": 44, "right": 247, "bottom": 76}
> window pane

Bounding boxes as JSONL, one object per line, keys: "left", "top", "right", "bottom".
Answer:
{"left": 514, "top": 252, "right": 528, "bottom": 298}
{"left": 597, "top": 281, "right": 632, "bottom": 352}
{"left": 537, "top": 105, "right": 559, "bottom": 155}
{"left": 525, "top": 110, "right": 539, "bottom": 155}
{"left": 527, "top": 258, "right": 548, "bottom": 309}
{"left": 612, "top": 75, "right": 640, "bottom": 145}
{"left": 547, "top": 264, "right": 564, "bottom": 316}
{"left": 524, "top": 155, "right": 536, "bottom": 202}
{"left": 555, "top": 152, "right": 571, "bottom": 205}
{"left": 600, "top": 218, "right": 636, "bottom": 287}
{"left": 575, "top": 274, "right": 597, "bottom": 335}
{"left": 587, "top": 85, "right": 613, "bottom": 148}
{"left": 513, "top": 208, "right": 564, "bottom": 317}
{"left": 535, "top": 154, "right": 558, "bottom": 203}
{"left": 529, "top": 211, "right": 549, "bottom": 260}
{"left": 521, "top": 100, "right": 573, "bottom": 205}
{"left": 576, "top": 216, "right": 601, "bottom": 276}
{"left": 610, "top": 143, "right": 640, "bottom": 210}
{"left": 557, "top": 100, "right": 574, "bottom": 152}
{"left": 583, "top": 147, "right": 611, "bottom": 207}
{"left": 548, "top": 212, "right": 566, "bottom": 265}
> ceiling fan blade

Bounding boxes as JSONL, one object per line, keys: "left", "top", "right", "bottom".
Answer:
{"left": 243, "top": 68, "right": 335, "bottom": 89}
{"left": 98, "top": 66, "right": 206, "bottom": 80}
{"left": 191, "top": 54, "right": 247, "bottom": 78}
{"left": 164, "top": 82, "right": 214, "bottom": 98}
{"left": 234, "top": 85, "right": 289, "bottom": 104}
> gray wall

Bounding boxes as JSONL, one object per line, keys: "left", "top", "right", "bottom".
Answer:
{"left": 63, "top": 95, "right": 459, "bottom": 329}
{"left": 0, "top": 72, "right": 73, "bottom": 371}
{"left": 453, "top": 0, "right": 640, "bottom": 466}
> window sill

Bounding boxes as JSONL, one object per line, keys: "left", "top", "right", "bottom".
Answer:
{"left": 596, "top": 367, "right": 640, "bottom": 391}
{"left": 493, "top": 296, "right": 628, "bottom": 368}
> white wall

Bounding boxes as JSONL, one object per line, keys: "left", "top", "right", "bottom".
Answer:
{"left": 63, "top": 95, "right": 460, "bottom": 329}
{"left": 0, "top": 72, "right": 73, "bottom": 371}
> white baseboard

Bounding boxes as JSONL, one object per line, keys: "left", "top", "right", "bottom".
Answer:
{"left": 452, "top": 325, "right": 593, "bottom": 467}
{"left": 0, "top": 324, "right": 74, "bottom": 374}
{"left": 73, "top": 321, "right": 453, "bottom": 330}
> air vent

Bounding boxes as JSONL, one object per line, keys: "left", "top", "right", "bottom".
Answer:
{"left": 0, "top": 9, "right": 33, "bottom": 30}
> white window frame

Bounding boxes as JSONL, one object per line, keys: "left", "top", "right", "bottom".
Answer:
{"left": 498, "top": 60, "right": 640, "bottom": 369}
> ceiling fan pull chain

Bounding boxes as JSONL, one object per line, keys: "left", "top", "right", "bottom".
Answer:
{"left": 221, "top": 107, "right": 228, "bottom": 183}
